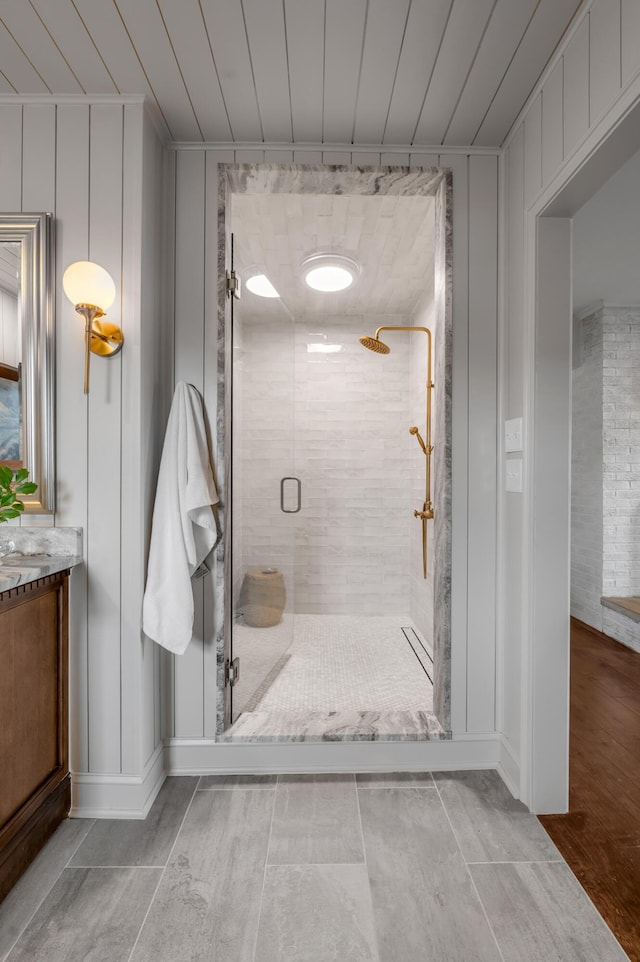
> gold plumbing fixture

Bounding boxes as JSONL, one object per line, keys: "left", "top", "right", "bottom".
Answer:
{"left": 360, "top": 326, "right": 434, "bottom": 579}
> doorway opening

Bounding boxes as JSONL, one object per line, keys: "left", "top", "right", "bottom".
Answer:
{"left": 216, "top": 165, "right": 452, "bottom": 742}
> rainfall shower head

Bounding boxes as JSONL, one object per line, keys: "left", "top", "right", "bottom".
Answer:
{"left": 359, "top": 335, "right": 390, "bottom": 354}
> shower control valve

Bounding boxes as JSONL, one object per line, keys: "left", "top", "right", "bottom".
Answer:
{"left": 414, "top": 506, "right": 434, "bottom": 520}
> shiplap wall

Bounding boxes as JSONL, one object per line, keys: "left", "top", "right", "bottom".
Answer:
{"left": 503, "top": 0, "right": 640, "bottom": 784}
{"left": 0, "top": 100, "right": 165, "bottom": 803}
{"left": 165, "top": 147, "right": 499, "bottom": 744}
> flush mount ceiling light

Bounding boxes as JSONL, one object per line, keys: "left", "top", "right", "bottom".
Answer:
{"left": 246, "top": 273, "right": 280, "bottom": 298}
{"left": 301, "top": 253, "right": 360, "bottom": 292}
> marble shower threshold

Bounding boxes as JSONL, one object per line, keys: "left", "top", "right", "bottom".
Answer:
{"left": 221, "top": 710, "right": 449, "bottom": 743}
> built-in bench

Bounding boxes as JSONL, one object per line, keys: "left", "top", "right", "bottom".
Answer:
{"left": 601, "top": 596, "right": 640, "bottom": 622}
{"left": 600, "top": 597, "right": 640, "bottom": 653}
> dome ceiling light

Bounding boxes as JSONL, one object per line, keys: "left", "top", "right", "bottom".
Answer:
{"left": 245, "top": 273, "right": 280, "bottom": 298}
{"left": 301, "top": 253, "right": 360, "bottom": 292}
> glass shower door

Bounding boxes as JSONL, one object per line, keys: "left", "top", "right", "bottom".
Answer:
{"left": 229, "top": 240, "right": 296, "bottom": 723}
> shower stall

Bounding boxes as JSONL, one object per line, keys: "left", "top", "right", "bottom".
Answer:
{"left": 219, "top": 165, "right": 452, "bottom": 741}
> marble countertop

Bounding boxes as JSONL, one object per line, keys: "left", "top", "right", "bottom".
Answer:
{"left": 0, "top": 552, "right": 83, "bottom": 593}
{"left": 0, "top": 527, "right": 83, "bottom": 593}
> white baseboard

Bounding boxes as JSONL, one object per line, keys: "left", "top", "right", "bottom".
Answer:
{"left": 69, "top": 734, "right": 513, "bottom": 817}
{"left": 164, "top": 734, "right": 501, "bottom": 775}
{"left": 497, "top": 735, "right": 521, "bottom": 800}
{"left": 70, "top": 744, "right": 165, "bottom": 819}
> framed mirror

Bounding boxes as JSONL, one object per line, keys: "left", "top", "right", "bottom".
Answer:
{"left": 0, "top": 213, "right": 54, "bottom": 513}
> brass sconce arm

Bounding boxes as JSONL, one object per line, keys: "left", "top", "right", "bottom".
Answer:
{"left": 63, "top": 262, "right": 124, "bottom": 394}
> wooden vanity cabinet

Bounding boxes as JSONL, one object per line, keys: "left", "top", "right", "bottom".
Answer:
{"left": 0, "top": 571, "right": 70, "bottom": 901}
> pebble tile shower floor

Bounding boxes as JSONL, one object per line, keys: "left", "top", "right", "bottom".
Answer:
{"left": 234, "top": 614, "right": 434, "bottom": 713}
{"left": 0, "top": 772, "right": 629, "bottom": 961}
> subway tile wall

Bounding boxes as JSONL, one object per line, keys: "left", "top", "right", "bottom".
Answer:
{"left": 235, "top": 312, "right": 428, "bottom": 618}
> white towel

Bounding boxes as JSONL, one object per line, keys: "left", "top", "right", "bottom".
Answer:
{"left": 142, "top": 381, "right": 219, "bottom": 654}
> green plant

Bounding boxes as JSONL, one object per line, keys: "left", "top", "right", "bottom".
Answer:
{"left": 0, "top": 466, "right": 37, "bottom": 523}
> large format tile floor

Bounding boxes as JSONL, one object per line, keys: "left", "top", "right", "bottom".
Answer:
{"left": 0, "top": 771, "right": 628, "bottom": 962}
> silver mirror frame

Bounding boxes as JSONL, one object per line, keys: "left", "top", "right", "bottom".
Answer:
{"left": 0, "top": 213, "right": 55, "bottom": 513}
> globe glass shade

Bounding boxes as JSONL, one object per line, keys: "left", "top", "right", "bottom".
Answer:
{"left": 62, "top": 261, "right": 116, "bottom": 310}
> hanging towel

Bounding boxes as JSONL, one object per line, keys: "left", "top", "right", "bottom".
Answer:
{"left": 142, "top": 381, "right": 220, "bottom": 654}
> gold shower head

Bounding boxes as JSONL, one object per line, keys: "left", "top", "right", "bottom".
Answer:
{"left": 359, "top": 335, "right": 390, "bottom": 354}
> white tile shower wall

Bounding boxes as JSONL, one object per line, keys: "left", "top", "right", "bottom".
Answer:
{"left": 294, "top": 315, "right": 412, "bottom": 615}
{"left": 602, "top": 308, "right": 640, "bottom": 597}
{"left": 238, "top": 313, "right": 414, "bottom": 616}
{"left": 571, "top": 309, "right": 604, "bottom": 629}
{"left": 238, "top": 311, "right": 296, "bottom": 611}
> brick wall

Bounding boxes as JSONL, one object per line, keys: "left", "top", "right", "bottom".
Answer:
{"left": 571, "top": 305, "right": 640, "bottom": 634}
{"left": 602, "top": 308, "right": 640, "bottom": 597}
{"left": 571, "top": 308, "right": 604, "bottom": 629}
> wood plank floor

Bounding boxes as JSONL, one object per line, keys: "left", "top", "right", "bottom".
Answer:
{"left": 540, "top": 619, "right": 640, "bottom": 962}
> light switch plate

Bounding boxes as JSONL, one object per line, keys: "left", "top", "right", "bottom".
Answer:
{"left": 506, "top": 458, "right": 523, "bottom": 493}
{"left": 505, "top": 417, "right": 523, "bottom": 453}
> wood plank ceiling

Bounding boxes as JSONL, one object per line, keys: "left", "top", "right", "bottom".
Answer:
{"left": 0, "top": 0, "right": 584, "bottom": 147}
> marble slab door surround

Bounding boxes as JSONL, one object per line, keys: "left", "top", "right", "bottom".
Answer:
{"left": 217, "top": 164, "right": 453, "bottom": 737}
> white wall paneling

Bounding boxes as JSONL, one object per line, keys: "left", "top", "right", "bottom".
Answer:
{"left": 502, "top": 0, "right": 640, "bottom": 807}
{"left": 166, "top": 147, "right": 500, "bottom": 755}
{"left": 531, "top": 218, "right": 571, "bottom": 813}
{"left": 563, "top": 17, "right": 590, "bottom": 159}
{"left": 55, "top": 104, "right": 91, "bottom": 770}
{"left": 621, "top": 0, "right": 640, "bottom": 86}
{"left": 172, "top": 150, "right": 207, "bottom": 739}
{"left": 0, "top": 104, "right": 22, "bottom": 208}
{"left": 86, "top": 104, "right": 124, "bottom": 774}
{"left": 542, "top": 60, "right": 564, "bottom": 185}
{"left": 21, "top": 104, "right": 56, "bottom": 211}
{"left": 466, "top": 155, "right": 498, "bottom": 733}
{"left": 503, "top": 126, "right": 524, "bottom": 763}
{"left": 0, "top": 100, "right": 166, "bottom": 811}
{"left": 589, "top": 0, "right": 622, "bottom": 126}
{"left": 351, "top": 152, "right": 381, "bottom": 166}
{"left": 523, "top": 94, "right": 542, "bottom": 209}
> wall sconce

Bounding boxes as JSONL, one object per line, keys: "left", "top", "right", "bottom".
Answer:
{"left": 62, "top": 261, "right": 124, "bottom": 394}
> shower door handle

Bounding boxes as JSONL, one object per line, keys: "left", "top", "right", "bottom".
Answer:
{"left": 280, "top": 477, "right": 301, "bottom": 513}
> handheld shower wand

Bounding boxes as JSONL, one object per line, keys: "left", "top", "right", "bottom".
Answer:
{"left": 409, "top": 425, "right": 427, "bottom": 456}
